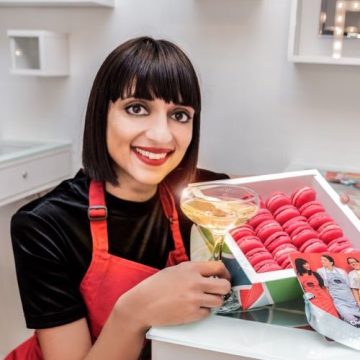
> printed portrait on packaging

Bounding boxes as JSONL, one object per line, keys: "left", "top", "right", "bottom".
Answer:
{"left": 291, "top": 252, "right": 360, "bottom": 328}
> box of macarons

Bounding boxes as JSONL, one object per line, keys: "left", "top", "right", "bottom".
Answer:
{"left": 189, "top": 169, "right": 360, "bottom": 310}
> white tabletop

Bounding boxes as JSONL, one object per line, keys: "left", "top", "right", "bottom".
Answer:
{"left": 147, "top": 314, "right": 360, "bottom": 360}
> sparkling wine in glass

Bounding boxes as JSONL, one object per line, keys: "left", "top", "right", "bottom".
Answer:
{"left": 180, "top": 182, "right": 259, "bottom": 312}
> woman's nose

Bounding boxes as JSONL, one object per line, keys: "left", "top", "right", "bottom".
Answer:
{"left": 146, "top": 115, "right": 173, "bottom": 143}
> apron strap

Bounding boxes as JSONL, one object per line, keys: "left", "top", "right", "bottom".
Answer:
{"left": 88, "top": 180, "right": 109, "bottom": 253}
{"left": 87, "top": 179, "right": 189, "bottom": 263}
{"left": 159, "top": 182, "right": 189, "bottom": 265}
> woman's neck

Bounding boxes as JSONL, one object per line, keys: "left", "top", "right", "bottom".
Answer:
{"left": 105, "top": 181, "right": 158, "bottom": 202}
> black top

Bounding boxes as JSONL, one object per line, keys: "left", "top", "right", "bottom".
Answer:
{"left": 11, "top": 168, "right": 228, "bottom": 329}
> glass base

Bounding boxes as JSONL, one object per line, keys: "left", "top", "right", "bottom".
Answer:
{"left": 214, "top": 289, "right": 241, "bottom": 314}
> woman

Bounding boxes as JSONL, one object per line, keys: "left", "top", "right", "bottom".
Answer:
{"left": 294, "top": 258, "right": 338, "bottom": 318}
{"left": 347, "top": 257, "right": 360, "bottom": 308}
{"left": 317, "top": 255, "right": 360, "bottom": 326}
{"left": 6, "top": 37, "right": 231, "bottom": 360}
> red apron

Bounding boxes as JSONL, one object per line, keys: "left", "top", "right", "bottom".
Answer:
{"left": 5, "top": 180, "right": 188, "bottom": 359}
{"left": 300, "top": 273, "right": 339, "bottom": 318}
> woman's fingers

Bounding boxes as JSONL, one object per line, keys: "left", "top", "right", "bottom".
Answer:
{"left": 181, "top": 261, "right": 232, "bottom": 296}
{"left": 200, "top": 293, "right": 225, "bottom": 309}
{"left": 191, "top": 260, "right": 231, "bottom": 280}
{"left": 201, "top": 277, "right": 231, "bottom": 296}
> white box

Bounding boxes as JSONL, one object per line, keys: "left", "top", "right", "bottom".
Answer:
{"left": 190, "top": 170, "right": 360, "bottom": 309}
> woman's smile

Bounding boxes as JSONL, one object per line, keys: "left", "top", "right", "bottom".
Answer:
{"left": 132, "top": 146, "right": 174, "bottom": 166}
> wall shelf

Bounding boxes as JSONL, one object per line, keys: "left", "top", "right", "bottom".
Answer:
{"left": 0, "top": 0, "right": 114, "bottom": 7}
{"left": 0, "top": 140, "right": 72, "bottom": 207}
{"left": 288, "top": 0, "right": 360, "bottom": 66}
{"left": 7, "top": 30, "right": 69, "bottom": 76}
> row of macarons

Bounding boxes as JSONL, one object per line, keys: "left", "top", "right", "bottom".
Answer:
{"left": 229, "top": 186, "right": 356, "bottom": 273}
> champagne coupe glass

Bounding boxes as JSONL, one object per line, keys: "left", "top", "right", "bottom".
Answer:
{"left": 180, "top": 182, "right": 259, "bottom": 313}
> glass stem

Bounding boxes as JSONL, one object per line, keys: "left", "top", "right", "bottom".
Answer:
{"left": 212, "top": 233, "right": 225, "bottom": 261}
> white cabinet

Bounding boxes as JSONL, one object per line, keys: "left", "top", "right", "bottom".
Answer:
{"left": 0, "top": 141, "right": 72, "bottom": 207}
{"left": 7, "top": 30, "right": 69, "bottom": 76}
{"left": 0, "top": 0, "right": 114, "bottom": 7}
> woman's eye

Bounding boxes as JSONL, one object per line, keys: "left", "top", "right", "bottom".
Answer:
{"left": 125, "top": 104, "right": 148, "bottom": 115}
{"left": 172, "top": 111, "right": 191, "bottom": 123}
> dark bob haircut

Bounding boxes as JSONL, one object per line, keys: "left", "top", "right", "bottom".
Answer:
{"left": 295, "top": 258, "right": 325, "bottom": 288}
{"left": 295, "top": 258, "right": 309, "bottom": 276}
{"left": 321, "top": 254, "right": 335, "bottom": 265}
{"left": 347, "top": 257, "right": 359, "bottom": 264}
{"left": 82, "top": 36, "right": 201, "bottom": 186}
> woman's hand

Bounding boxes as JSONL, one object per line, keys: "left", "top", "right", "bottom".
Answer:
{"left": 115, "top": 261, "right": 231, "bottom": 330}
{"left": 37, "top": 261, "right": 228, "bottom": 360}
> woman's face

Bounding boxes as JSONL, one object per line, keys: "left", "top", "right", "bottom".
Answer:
{"left": 106, "top": 97, "right": 194, "bottom": 193}
{"left": 321, "top": 256, "right": 333, "bottom": 269}
{"left": 348, "top": 258, "right": 360, "bottom": 270}
{"left": 303, "top": 262, "right": 310, "bottom": 270}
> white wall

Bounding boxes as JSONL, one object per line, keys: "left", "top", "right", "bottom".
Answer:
{"left": 0, "top": 0, "right": 360, "bottom": 354}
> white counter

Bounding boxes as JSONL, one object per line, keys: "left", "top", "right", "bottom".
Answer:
{"left": 147, "top": 314, "right": 360, "bottom": 360}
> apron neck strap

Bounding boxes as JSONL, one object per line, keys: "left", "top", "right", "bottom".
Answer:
{"left": 88, "top": 180, "right": 109, "bottom": 252}
{"left": 159, "top": 182, "right": 189, "bottom": 265}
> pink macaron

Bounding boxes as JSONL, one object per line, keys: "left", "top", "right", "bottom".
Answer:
{"left": 266, "top": 192, "right": 292, "bottom": 213}
{"left": 267, "top": 236, "right": 293, "bottom": 254}
{"left": 231, "top": 226, "right": 255, "bottom": 241}
{"left": 264, "top": 231, "right": 289, "bottom": 248}
{"left": 282, "top": 216, "right": 308, "bottom": 234}
{"left": 300, "top": 239, "right": 328, "bottom": 253}
{"left": 237, "top": 236, "right": 265, "bottom": 254}
{"left": 308, "top": 212, "right": 334, "bottom": 230}
{"left": 248, "top": 208, "right": 274, "bottom": 228}
{"left": 255, "top": 261, "right": 282, "bottom": 273}
{"left": 327, "top": 236, "right": 351, "bottom": 248}
{"left": 328, "top": 241, "right": 352, "bottom": 253}
{"left": 328, "top": 243, "right": 352, "bottom": 253}
{"left": 292, "top": 228, "right": 319, "bottom": 248}
{"left": 280, "top": 253, "right": 297, "bottom": 269}
{"left": 273, "top": 205, "right": 301, "bottom": 225}
{"left": 284, "top": 261, "right": 294, "bottom": 269}
{"left": 318, "top": 224, "right": 343, "bottom": 244}
{"left": 291, "top": 186, "right": 317, "bottom": 208}
{"left": 288, "top": 223, "right": 313, "bottom": 238}
{"left": 247, "top": 250, "right": 274, "bottom": 267}
{"left": 299, "top": 201, "right": 325, "bottom": 218}
{"left": 253, "top": 259, "right": 273, "bottom": 272}
{"left": 273, "top": 244, "right": 298, "bottom": 265}
{"left": 256, "top": 220, "right": 283, "bottom": 241}
{"left": 245, "top": 247, "right": 265, "bottom": 258}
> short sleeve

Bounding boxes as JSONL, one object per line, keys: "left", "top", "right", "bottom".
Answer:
{"left": 339, "top": 268, "right": 350, "bottom": 286}
{"left": 11, "top": 210, "right": 87, "bottom": 329}
{"left": 349, "top": 271, "right": 360, "bottom": 289}
{"left": 316, "top": 268, "right": 327, "bottom": 287}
